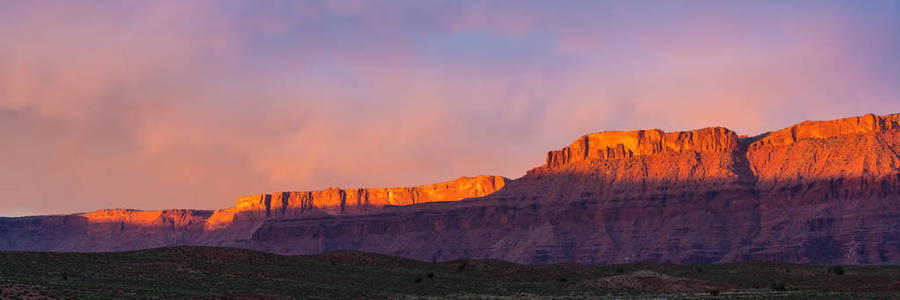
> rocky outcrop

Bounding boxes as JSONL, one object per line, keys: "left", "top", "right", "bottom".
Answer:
{"left": 544, "top": 127, "right": 738, "bottom": 168}
{"left": 0, "top": 176, "right": 508, "bottom": 251}
{"left": 201, "top": 176, "right": 507, "bottom": 230}
{"left": 244, "top": 113, "right": 900, "bottom": 264}
{"left": 248, "top": 131, "right": 761, "bottom": 264}
{"left": 750, "top": 113, "right": 900, "bottom": 148}
{"left": 740, "top": 113, "right": 900, "bottom": 263}
{"left": 230, "top": 175, "right": 507, "bottom": 219}
{"left": 1, "top": 113, "right": 898, "bottom": 265}
{"left": 0, "top": 209, "right": 212, "bottom": 252}
{"left": 80, "top": 209, "right": 210, "bottom": 227}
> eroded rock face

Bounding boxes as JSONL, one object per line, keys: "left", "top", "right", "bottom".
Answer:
{"left": 750, "top": 113, "right": 900, "bottom": 148}
{"left": 80, "top": 209, "right": 210, "bottom": 227}
{"left": 230, "top": 175, "right": 507, "bottom": 220}
{"left": 0, "top": 176, "right": 508, "bottom": 251}
{"left": 742, "top": 114, "right": 900, "bottom": 263}
{"left": 1, "top": 113, "right": 898, "bottom": 265}
{"left": 244, "top": 113, "right": 900, "bottom": 264}
{"left": 198, "top": 176, "right": 507, "bottom": 231}
{"left": 0, "top": 209, "right": 212, "bottom": 252}
{"left": 545, "top": 127, "right": 738, "bottom": 168}
{"left": 248, "top": 136, "right": 761, "bottom": 264}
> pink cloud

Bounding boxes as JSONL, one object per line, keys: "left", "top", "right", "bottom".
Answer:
{"left": 1, "top": 1, "right": 898, "bottom": 216}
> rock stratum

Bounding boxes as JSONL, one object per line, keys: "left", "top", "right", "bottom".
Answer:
{"left": 1, "top": 113, "right": 899, "bottom": 265}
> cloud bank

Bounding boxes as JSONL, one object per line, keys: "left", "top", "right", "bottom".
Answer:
{"left": 1, "top": 1, "right": 899, "bottom": 215}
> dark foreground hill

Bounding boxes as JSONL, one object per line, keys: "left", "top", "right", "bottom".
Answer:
{"left": 1, "top": 246, "right": 899, "bottom": 299}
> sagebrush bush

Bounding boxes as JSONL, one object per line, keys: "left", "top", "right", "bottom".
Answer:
{"left": 829, "top": 266, "right": 846, "bottom": 275}
{"left": 457, "top": 262, "right": 467, "bottom": 271}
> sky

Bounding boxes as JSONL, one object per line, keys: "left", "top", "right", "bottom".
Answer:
{"left": 2, "top": 1, "right": 899, "bottom": 216}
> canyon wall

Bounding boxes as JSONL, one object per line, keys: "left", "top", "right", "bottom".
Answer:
{"left": 1, "top": 113, "right": 898, "bottom": 265}
{"left": 244, "top": 113, "right": 899, "bottom": 264}
{"left": 248, "top": 126, "right": 761, "bottom": 264}
{"left": 544, "top": 127, "right": 738, "bottom": 167}
{"left": 743, "top": 114, "right": 900, "bottom": 263}
{"left": 228, "top": 175, "right": 507, "bottom": 220}
{"left": 0, "top": 176, "right": 507, "bottom": 251}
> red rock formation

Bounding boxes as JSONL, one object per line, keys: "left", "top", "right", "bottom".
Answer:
{"left": 750, "top": 113, "right": 900, "bottom": 148}
{"left": 202, "top": 176, "right": 507, "bottom": 230}
{"left": 229, "top": 175, "right": 507, "bottom": 220}
{"left": 544, "top": 127, "right": 738, "bottom": 168}
{"left": 244, "top": 113, "right": 900, "bottom": 264}
{"left": 741, "top": 113, "right": 900, "bottom": 263}
{"left": 0, "top": 209, "right": 212, "bottom": 252}
{"left": 1, "top": 113, "right": 898, "bottom": 265}
{"left": 0, "top": 176, "right": 508, "bottom": 251}
{"left": 248, "top": 126, "right": 759, "bottom": 264}
{"left": 80, "top": 209, "right": 208, "bottom": 227}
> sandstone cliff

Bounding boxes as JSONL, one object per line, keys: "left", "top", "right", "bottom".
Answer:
{"left": 202, "top": 176, "right": 507, "bottom": 230}
{"left": 0, "top": 176, "right": 508, "bottom": 251}
{"left": 244, "top": 113, "right": 900, "bottom": 264}
{"left": 249, "top": 126, "right": 760, "bottom": 264}
{"left": 741, "top": 113, "right": 900, "bottom": 263}
{"left": 231, "top": 175, "right": 506, "bottom": 218}
{"left": 544, "top": 127, "right": 738, "bottom": 168}
{"left": 1, "top": 113, "right": 898, "bottom": 265}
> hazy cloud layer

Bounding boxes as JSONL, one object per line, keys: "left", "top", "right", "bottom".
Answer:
{"left": 2, "top": 1, "right": 899, "bottom": 215}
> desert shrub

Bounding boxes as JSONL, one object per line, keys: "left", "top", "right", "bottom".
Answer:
{"left": 457, "top": 262, "right": 467, "bottom": 271}
{"left": 709, "top": 290, "right": 720, "bottom": 296}
{"left": 771, "top": 282, "right": 786, "bottom": 291}
{"left": 829, "top": 266, "right": 845, "bottom": 275}
{"left": 426, "top": 272, "right": 434, "bottom": 279}
{"left": 696, "top": 267, "right": 703, "bottom": 273}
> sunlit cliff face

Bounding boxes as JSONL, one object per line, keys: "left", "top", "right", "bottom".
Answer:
{"left": 210, "top": 176, "right": 506, "bottom": 230}
{"left": 79, "top": 209, "right": 208, "bottom": 227}
{"left": 75, "top": 176, "right": 507, "bottom": 230}
{"left": 536, "top": 113, "right": 900, "bottom": 187}
{"left": 11, "top": 112, "right": 896, "bottom": 264}
{"left": 751, "top": 113, "right": 900, "bottom": 147}
{"left": 2, "top": 1, "right": 900, "bottom": 216}
{"left": 544, "top": 127, "right": 738, "bottom": 168}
